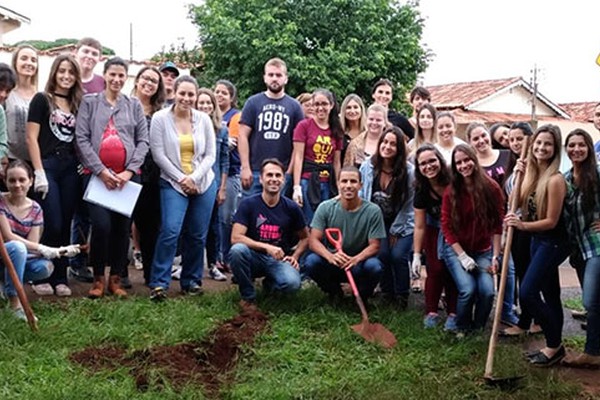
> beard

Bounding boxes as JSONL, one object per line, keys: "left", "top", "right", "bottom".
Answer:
{"left": 267, "top": 83, "right": 283, "bottom": 94}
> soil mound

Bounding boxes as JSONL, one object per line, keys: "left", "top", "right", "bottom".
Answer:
{"left": 70, "top": 308, "right": 268, "bottom": 397}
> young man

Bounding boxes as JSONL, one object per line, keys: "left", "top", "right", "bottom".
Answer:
{"left": 229, "top": 158, "right": 308, "bottom": 308}
{"left": 408, "top": 86, "right": 431, "bottom": 130}
{"left": 73, "top": 37, "right": 105, "bottom": 94}
{"left": 372, "top": 78, "right": 415, "bottom": 140}
{"left": 238, "top": 58, "right": 304, "bottom": 196}
{"left": 159, "top": 61, "right": 179, "bottom": 106}
{"left": 304, "top": 166, "right": 386, "bottom": 301}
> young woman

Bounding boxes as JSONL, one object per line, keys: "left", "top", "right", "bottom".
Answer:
{"left": 359, "top": 126, "right": 413, "bottom": 309}
{"left": 467, "top": 122, "right": 519, "bottom": 326}
{"left": 505, "top": 124, "right": 569, "bottom": 366}
{"left": 75, "top": 57, "right": 149, "bottom": 299}
{"left": 434, "top": 112, "right": 465, "bottom": 163}
{"left": 25, "top": 54, "right": 84, "bottom": 297}
{"left": 344, "top": 104, "right": 387, "bottom": 168}
{"left": 441, "top": 144, "right": 504, "bottom": 334}
{"left": 408, "top": 103, "right": 437, "bottom": 153}
{"left": 148, "top": 76, "right": 216, "bottom": 301}
{"left": 214, "top": 79, "right": 240, "bottom": 268}
{"left": 0, "top": 161, "right": 78, "bottom": 319}
{"left": 292, "top": 88, "right": 343, "bottom": 223}
{"left": 490, "top": 123, "right": 511, "bottom": 150}
{"left": 413, "top": 144, "right": 458, "bottom": 329}
{"left": 559, "top": 129, "right": 600, "bottom": 368}
{"left": 197, "top": 87, "right": 228, "bottom": 281}
{"left": 6, "top": 45, "right": 38, "bottom": 161}
{"left": 467, "top": 122, "right": 514, "bottom": 187}
{"left": 131, "top": 66, "right": 165, "bottom": 285}
{"left": 339, "top": 94, "right": 366, "bottom": 161}
{"left": 501, "top": 121, "right": 542, "bottom": 336}
{"left": 296, "top": 92, "right": 314, "bottom": 119}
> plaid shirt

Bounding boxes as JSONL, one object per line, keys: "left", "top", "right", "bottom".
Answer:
{"left": 564, "top": 168, "right": 600, "bottom": 260}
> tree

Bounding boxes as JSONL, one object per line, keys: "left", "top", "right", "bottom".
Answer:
{"left": 150, "top": 40, "right": 203, "bottom": 74}
{"left": 11, "top": 39, "right": 115, "bottom": 55}
{"left": 190, "top": 0, "right": 430, "bottom": 107}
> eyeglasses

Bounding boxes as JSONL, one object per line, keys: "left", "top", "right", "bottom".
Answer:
{"left": 313, "top": 101, "right": 330, "bottom": 108}
{"left": 140, "top": 75, "right": 159, "bottom": 84}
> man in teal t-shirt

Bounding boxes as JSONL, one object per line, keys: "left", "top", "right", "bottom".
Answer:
{"left": 304, "top": 166, "right": 386, "bottom": 300}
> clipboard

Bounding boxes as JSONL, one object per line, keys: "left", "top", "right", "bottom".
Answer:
{"left": 83, "top": 175, "right": 142, "bottom": 217}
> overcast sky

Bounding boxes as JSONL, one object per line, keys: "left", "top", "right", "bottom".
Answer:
{"left": 3, "top": 0, "right": 599, "bottom": 103}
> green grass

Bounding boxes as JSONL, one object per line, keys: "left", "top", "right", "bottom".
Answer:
{"left": 563, "top": 297, "right": 584, "bottom": 312}
{"left": 0, "top": 287, "right": 587, "bottom": 400}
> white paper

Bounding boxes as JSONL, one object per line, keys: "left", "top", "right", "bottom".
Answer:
{"left": 83, "top": 175, "right": 142, "bottom": 217}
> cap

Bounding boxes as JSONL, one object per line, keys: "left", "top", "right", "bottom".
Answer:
{"left": 159, "top": 61, "right": 179, "bottom": 76}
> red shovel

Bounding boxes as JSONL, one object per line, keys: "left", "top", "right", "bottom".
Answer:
{"left": 325, "top": 228, "right": 397, "bottom": 348}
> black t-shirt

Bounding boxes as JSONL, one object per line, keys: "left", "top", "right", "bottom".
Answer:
{"left": 388, "top": 109, "right": 414, "bottom": 140}
{"left": 27, "top": 92, "right": 76, "bottom": 157}
{"left": 414, "top": 185, "right": 443, "bottom": 221}
{"left": 233, "top": 194, "right": 306, "bottom": 254}
{"left": 371, "top": 173, "right": 397, "bottom": 228}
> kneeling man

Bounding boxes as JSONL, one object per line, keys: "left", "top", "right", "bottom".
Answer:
{"left": 230, "top": 158, "right": 308, "bottom": 307}
{"left": 304, "top": 166, "right": 386, "bottom": 300}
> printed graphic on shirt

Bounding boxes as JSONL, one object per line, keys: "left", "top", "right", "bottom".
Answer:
{"left": 257, "top": 104, "right": 291, "bottom": 140}
{"left": 256, "top": 213, "right": 282, "bottom": 242}
{"left": 49, "top": 109, "right": 76, "bottom": 142}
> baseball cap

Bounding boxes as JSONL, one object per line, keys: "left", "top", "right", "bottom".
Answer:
{"left": 159, "top": 61, "right": 180, "bottom": 76}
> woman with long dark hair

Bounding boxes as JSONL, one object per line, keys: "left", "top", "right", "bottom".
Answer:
{"left": 359, "top": 126, "right": 414, "bottom": 309}
{"left": 505, "top": 124, "right": 569, "bottom": 366}
{"left": 413, "top": 144, "right": 458, "bottom": 329}
{"left": 130, "top": 66, "right": 165, "bottom": 285}
{"left": 559, "top": 129, "right": 600, "bottom": 368}
{"left": 292, "top": 88, "right": 343, "bottom": 223}
{"left": 26, "top": 54, "right": 83, "bottom": 297}
{"left": 441, "top": 144, "right": 504, "bottom": 335}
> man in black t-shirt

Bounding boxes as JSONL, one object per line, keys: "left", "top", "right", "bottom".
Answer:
{"left": 371, "top": 78, "right": 414, "bottom": 140}
{"left": 229, "top": 158, "right": 308, "bottom": 309}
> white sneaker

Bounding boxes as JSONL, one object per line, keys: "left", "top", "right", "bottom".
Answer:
{"left": 55, "top": 284, "right": 72, "bottom": 297}
{"left": 171, "top": 265, "right": 182, "bottom": 280}
{"left": 32, "top": 283, "right": 54, "bottom": 296}
{"left": 133, "top": 251, "right": 143, "bottom": 270}
{"left": 208, "top": 265, "right": 227, "bottom": 281}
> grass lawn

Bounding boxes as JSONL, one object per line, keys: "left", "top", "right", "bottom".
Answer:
{"left": 0, "top": 287, "right": 587, "bottom": 400}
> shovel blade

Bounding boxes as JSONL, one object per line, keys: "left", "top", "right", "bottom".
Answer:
{"left": 352, "top": 321, "right": 397, "bottom": 348}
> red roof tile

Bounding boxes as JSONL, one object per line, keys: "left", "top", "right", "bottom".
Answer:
{"left": 427, "top": 77, "right": 522, "bottom": 108}
{"left": 559, "top": 102, "right": 597, "bottom": 123}
{"left": 448, "top": 109, "right": 564, "bottom": 125}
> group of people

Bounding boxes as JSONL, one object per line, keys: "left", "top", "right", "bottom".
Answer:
{"left": 0, "top": 44, "right": 597, "bottom": 371}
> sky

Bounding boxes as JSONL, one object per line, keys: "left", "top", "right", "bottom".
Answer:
{"left": 3, "top": 0, "right": 599, "bottom": 104}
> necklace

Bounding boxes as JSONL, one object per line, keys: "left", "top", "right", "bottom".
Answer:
{"left": 53, "top": 92, "right": 69, "bottom": 99}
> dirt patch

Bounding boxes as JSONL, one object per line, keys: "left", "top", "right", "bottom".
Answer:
{"left": 70, "top": 307, "right": 268, "bottom": 397}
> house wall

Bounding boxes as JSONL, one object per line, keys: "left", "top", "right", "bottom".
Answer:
{"left": 470, "top": 86, "right": 556, "bottom": 117}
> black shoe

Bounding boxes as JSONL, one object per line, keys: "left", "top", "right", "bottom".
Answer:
{"left": 181, "top": 284, "right": 203, "bottom": 296}
{"left": 582, "top": 322, "right": 588, "bottom": 331}
{"left": 571, "top": 310, "right": 588, "bottom": 321}
{"left": 150, "top": 287, "right": 167, "bottom": 302}
{"left": 120, "top": 277, "right": 132, "bottom": 289}
{"left": 529, "top": 346, "right": 565, "bottom": 367}
{"left": 68, "top": 266, "right": 94, "bottom": 283}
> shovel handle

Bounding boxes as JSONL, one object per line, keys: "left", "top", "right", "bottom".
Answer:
{"left": 345, "top": 269, "right": 369, "bottom": 322}
{"left": 325, "top": 228, "right": 342, "bottom": 251}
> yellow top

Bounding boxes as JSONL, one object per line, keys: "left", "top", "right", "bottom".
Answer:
{"left": 179, "top": 133, "right": 194, "bottom": 174}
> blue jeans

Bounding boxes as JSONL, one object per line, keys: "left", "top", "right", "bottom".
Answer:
{"left": 37, "top": 154, "right": 79, "bottom": 285}
{"left": 303, "top": 252, "right": 383, "bottom": 299}
{"left": 243, "top": 171, "right": 292, "bottom": 198}
{"left": 228, "top": 243, "right": 301, "bottom": 301}
{"left": 221, "top": 174, "right": 241, "bottom": 260}
{"left": 3, "top": 241, "right": 52, "bottom": 297}
{"left": 150, "top": 179, "right": 216, "bottom": 291}
{"left": 520, "top": 236, "right": 569, "bottom": 348}
{"left": 442, "top": 245, "right": 495, "bottom": 331}
{"left": 299, "top": 178, "right": 330, "bottom": 224}
{"left": 205, "top": 200, "right": 223, "bottom": 266}
{"left": 582, "top": 256, "right": 600, "bottom": 355}
{"left": 378, "top": 234, "right": 413, "bottom": 297}
{"left": 500, "top": 253, "right": 519, "bottom": 325}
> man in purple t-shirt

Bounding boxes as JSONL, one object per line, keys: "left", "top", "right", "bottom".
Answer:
{"left": 238, "top": 58, "right": 304, "bottom": 197}
{"left": 73, "top": 37, "right": 105, "bottom": 94}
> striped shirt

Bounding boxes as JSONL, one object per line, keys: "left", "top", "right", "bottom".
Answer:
{"left": 0, "top": 194, "right": 43, "bottom": 238}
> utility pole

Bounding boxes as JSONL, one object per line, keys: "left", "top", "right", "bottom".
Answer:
{"left": 530, "top": 65, "right": 539, "bottom": 129}
{"left": 129, "top": 23, "right": 133, "bottom": 61}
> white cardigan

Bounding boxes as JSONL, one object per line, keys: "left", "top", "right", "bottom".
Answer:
{"left": 150, "top": 107, "right": 216, "bottom": 195}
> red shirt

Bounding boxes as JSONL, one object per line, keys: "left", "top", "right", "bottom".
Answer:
{"left": 98, "top": 117, "right": 126, "bottom": 173}
{"left": 441, "top": 178, "right": 505, "bottom": 254}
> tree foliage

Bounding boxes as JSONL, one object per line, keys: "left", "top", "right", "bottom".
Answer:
{"left": 191, "top": 0, "right": 430, "bottom": 106}
{"left": 11, "top": 38, "right": 115, "bottom": 55}
{"left": 150, "top": 40, "right": 203, "bottom": 73}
